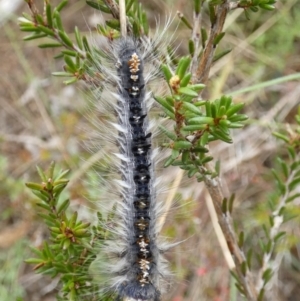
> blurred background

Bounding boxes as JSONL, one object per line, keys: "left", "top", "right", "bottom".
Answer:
{"left": 0, "top": 0, "right": 300, "bottom": 300}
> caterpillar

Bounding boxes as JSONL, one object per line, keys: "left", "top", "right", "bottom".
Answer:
{"left": 88, "top": 36, "right": 170, "bottom": 301}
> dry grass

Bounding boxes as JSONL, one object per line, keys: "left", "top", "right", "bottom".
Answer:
{"left": 0, "top": 1, "right": 300, "bottom": 300}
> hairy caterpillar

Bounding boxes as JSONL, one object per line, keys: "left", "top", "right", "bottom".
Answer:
{"left": 88, "top": 35, "right": 171, "bottom": 301}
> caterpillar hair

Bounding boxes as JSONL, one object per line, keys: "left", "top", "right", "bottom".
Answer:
{"left": 88, "top": 34, "right": 171, "bottom": 301}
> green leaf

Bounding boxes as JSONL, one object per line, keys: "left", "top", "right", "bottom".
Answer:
{"left": 286, "top": 193, "right": 300, "bottom": 203}
{"left": 25, "top": 182, "right": 44, "bottom": 191}
{"left": 163, "top": 108, "right": 175, "bottom": 120}
{"left": 64, "top": 55, "right": 76, "bottom": 72}
{"left": 53, "top": 10, "right": 63, "bottom": 31}
{"left": 238, "top": 231, "right": 244, "bottom": 248}
{"left": 201, "top": 27, "right": 208, "bottom": 48}
{"left": 182, "top": 102, "right": 201, "bottom": 115}
{"left": 230, "top": 270, "right": 239, "bottom": 281}
{"left": 38, "top": 213, "right": 56, "bottom": 224}
{"left": 215, "top": 160, "right": 220, "bottom": 175}
{"left": 200, "top": 131, "right": 209, "bottom": 146}
{"left": 222, "top": 95, "right": 232, "bottom": 109}
{"left": 218, "top": 105, "right": 226, "bottom": 117}
{"left": 197, "top": 175, "right": 204, "bottom": 182}
{"left": 25, "top": 258, "right": 44, "bottom": 264}
{"left": 164, "top": 156, "right": 176, "bottom": 167}
{"left": 58, "top": 30, "right": 73, "bottom": 48}
{"left": 182, "top": 150, "right": 189, "bottom": 164}
{"left": 250, "top": 6, "right": 259, "bottom": 12}
{"left": 86, "top": 1, "right": 110, "bottom": 13}
{"left": 259, "top": 4, "right": 275, "bottom": 10}
{"left": 57, "top": 199, "right": 70, "bottom": 215}
{"left": 54, "top": 169, "right": 70, "bottom": 181}
{"left": 277, "top": 158, "right": 289, "bottom": 178}
{"left": 213, "top": 32, "right": 225, "bottom": 46}
{"left": 73, "top": 229, "right": 91, "bottom": 237}
{"left": 126, "top": 0, "right": 135, "bottom": 12}
{"left": 272, "top": 132, "right": 290, "bottom": 143}
{"left": 46, "top": 4, "right": 53, "bottom": 28}
{"left": 176, "top": 57, "right": 192, "bottom": 79}
{"left": 38, "top": 25, "right": 55, "bottom": 36}
{"left": 56, "top": 0, "right": 68, "bottom": 12}
{"left": 69, "top": 211, "right": 78, "bottom": 228}
{"left": 173, "top": 141, "right": 192, "bottom": 150}
{"left": 228, "top": 114, "right": 248, "bottom": 122}
{"left": 221, "top": 197, "right": 227, "bottom": 213}
{"left": 265, "top": 240, "right": 272, "bottom": 254}
{"left": 262, "top": 268, "right": 273, "bottom": 284}
{"left": 180, "top": 73, "right": 192, "bottom": 87}
{"left": 106, "top": 19, "right": 121, "bottom": 30}
{"left": 141, "top": 11, "right": 149, "bottom": 35}
{"left": 178, "top": 87, "right": 198, "bottom": 97}
{"left": 161, "top": 64, "right": 173, "bottom": 82}
{"left": 165, "top": 96, "right": 175, "bottom": 106}
{"left": 177, "top": 11, "right": 193, "bottom": 29}
{"left": 35, "top": 14, "right": 45, "bottom": 25}
{"left": 246, "top": 249, "right": 253, "bottom": 269}
{"left": 287, "top": 146, "right": 297, "bottom": 159}
{"left": 182, "top": 124, "right": 207, "bottom": 131}
{"left": 52, "top": 72, "right": 74, "bottom": 77}
{"left": 50, "top": 227, "right": 61, "bottom": 234}
{"left": 213, "top": 49, "right": 232, "bottom": 62}
{"left": 194, "top": 0, "right": 201, "bottom": 14}
{"left": 235, "top": 282, "right": 245, "bottom": 295}
{"left": 188, "top": 39, "right": 195, "bottom": 56}
{"left": 205, "top": 101, "right": 211, "bottom": 116}
{"left": 189, "top": 83, "right": 206, "bottom": 92}
{"left": 36, "top": 166, "right": 47, "bottom": 182}
{"left": 288, "top": 177, "right": 300, "bottom": 191}
{"left": 74, "top": 222, "right": 91, "bottom": 230}
{"left": 258, "top": 288, "right": 265, "bottom": 301}
{"left": 274, "top": 231, "right": 286, "bottom": 243}
{"left": 171, "top": 149, "right": 180, "bottom": 159}
{"left": 201, "top": 156, "right": 213, "bottom": 164}
{"left": 219, "top": 119, "right": 230, "bottom": 127}
{"left": 208, "top": 3, "right": 216, "bottom": 25}
{"left": 36, "top": 202, "right": 51, "bottom": 211}
{"left": 155, "top": 96, "right": 174, "bottom": 113}
{"left": 38, "top": 43, "right": 62, "bottom": 48}
{"left": 74, "top": 26, "right": 83, "bottom": 50}
{"left": 32, "top": 190, "right": 49, "bottom": 202}
{"left": 63, "top": 239, "right": 71, "bottom": 250}
{"left": 23, "top": 33, "right": 48, "bottom": 41}
{"left": 226, "top": 103, "right": 244, "bottom": 117}
{"left": 61, "top": 50, "right": 77, "bottom": 57}
{"left": 195, "top": 100, "right": 206, "bottom": 107}
{"left": 241, "top": 261, "right": 247, "bottom": 276}
{"left": 159, "top": 125, "right": 177, "bottom": 140}
{"left": 82, "top": 36, "right": 91, "bottom": 52}
{"left": 210, "top": 129, "right": 232, "bottom": 143}
{"left": 228, "top": 123, "right": 244, "bottom": 129}
{"left": 211, "top": 102, "right": 217, "bottom": 118}
{"left": 187, "top": 168, "right": 198, "bottom": 178}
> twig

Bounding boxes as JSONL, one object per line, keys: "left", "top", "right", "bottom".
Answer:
{"left": 103, "top": 0, "right": 119, "bottom": 19}
{"left": 189, "top": 2, "right": 258, "bottom": 299}
{"left": 103, "top": 0, "right": 133, "bottom": 35}
{"left": 201, "top": 163, "right": 258, "bottom": 301}
{"left": 193, "top": 2, "right": 229, "bottom": 85}
{"left": 190, "top": 7, "right": 202, "bottom": 75}
{"left": 119, "top": 0, "right": 126, "bottom": 37}
{"left": 204, "top": 191, "right": 235, "bottom": 269}
{"left": 256, "top": 155, "right": 300, "bottom": 292}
